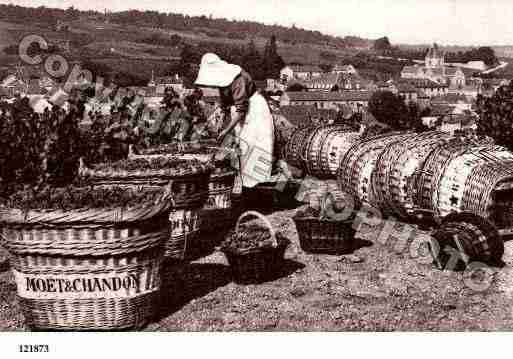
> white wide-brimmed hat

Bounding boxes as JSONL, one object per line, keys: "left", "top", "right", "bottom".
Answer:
{"left": 194, "top": 53, "right": 242, "bottom": 88}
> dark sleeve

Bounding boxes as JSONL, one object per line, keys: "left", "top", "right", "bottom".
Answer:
{"left": 231, "top": 75, "right": 251, "bottom": 115}
{"left": 219, "top": 87, "right": 232, "bottom": 116}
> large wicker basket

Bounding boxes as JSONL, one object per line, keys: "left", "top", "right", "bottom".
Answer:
{"left": 221, "top": 211, "right": 289, "bottom": 284}
{"left": 0, "top": 188, "right": 171, "bottom": 331}
{"left": 166, "top": 203, "right": 202, "bottom": 260}
{"left": 79, "top": 157, "right": 212, "bottom": 208}
{"left": 200, "top": 169, "right": 237, "bottom": 232}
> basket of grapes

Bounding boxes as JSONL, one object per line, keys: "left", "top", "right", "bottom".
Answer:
{"left": 293, "top": 192, "right": 355, "bottom": 254}
{"left": 219, "top": 211, "right": 290, "bottom": 284}
{"left": 0, "top": 184, "right": 172, "bottom": 331}
{"left": 129, "top": 140, "right": 232, "bottom": 165}
{"left": 79, "top": 157, "right": 213, "bottom": 208}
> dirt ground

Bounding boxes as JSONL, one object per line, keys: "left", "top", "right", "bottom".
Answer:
{"left": 2, "top": 187, "right": 513, "bottom": 331}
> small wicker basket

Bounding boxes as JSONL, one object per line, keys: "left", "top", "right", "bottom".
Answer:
{"left": 220, "top": 211, "right": 289, "bottom": 284}
{"left": 293, "top": 193, "right": 355, "bottom": 254}
{"left": 0, "top": 188, "right": 171, "bottom": 331}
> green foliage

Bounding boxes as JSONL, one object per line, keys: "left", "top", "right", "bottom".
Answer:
{"left": 319, "top": 51, "right": 338, "bottom": 63}
{"left": 343, "top": 53, "right": 410, "bottom": 81}
{"left": 137, "top": 34, "right": 183, "bottom": 47}
{"left": 374, "top": 36, "right": 392, "bottom": 53}
{"left": 390, "top": 45, "right": 499, "bottom": 68}
{"left": 0, "top": 97, "right": 81, "bottom": 194}
{"left": 368, "top": 91, "right": 424, "bottom": 131}
{"left": 262, "top": 35, "right": 285, "bottom": 79}
{"left": 0, "top": 86, "right": 216, "bottom": 197}
{"left": 286, "top": 83, "right": 307, "bottom": 92}
{"left": 476, "top": 85, "right": 513, "bottom": 151}
{"left": 176, "top": 35, "right": 284, "bottom": 83}
{"left": 445, "top": 46, "right": 498, "bottom": 67}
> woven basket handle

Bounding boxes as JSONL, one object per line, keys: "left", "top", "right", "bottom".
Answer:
{"left": 78, "top": 157, "right": 87, "bottom": 176}
{"left": 235, "top": 211, "right": 277, "bottom": 248}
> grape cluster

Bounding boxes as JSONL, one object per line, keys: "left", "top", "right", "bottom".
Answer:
{"left": 2, "top": 185, "right": 167, "bottom": 211}
{"left": 221, "top": 224, "right": 288, "bottom": 252}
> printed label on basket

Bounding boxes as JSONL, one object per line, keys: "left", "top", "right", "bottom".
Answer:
{"left": 12, "top": 269, "right": 160, "bottom": 300}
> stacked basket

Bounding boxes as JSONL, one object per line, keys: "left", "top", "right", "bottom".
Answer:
{"left": 337, "top": 132, "right": 413, "bottom": 209}
{"left": 371, "top": 131, "right": 451, "bottom": 218}
{"left": 283, "top": 125, "right": 360, "bottom": 178}
{"left": 79, "top": 157, "right": 212, "bottom": 260}
{"left": 0, "top": 186, "right": 172, "bottom": 330}
{"left": 129, "top": 142, "right": 238, "bottom": 236}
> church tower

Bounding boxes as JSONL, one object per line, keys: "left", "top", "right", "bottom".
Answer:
{"left": 425, "top": 43, "right": 444, "bottom": 68}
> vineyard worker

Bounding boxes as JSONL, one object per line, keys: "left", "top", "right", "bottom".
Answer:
{"left": 195, "top": 53, "right": 274, "bottom": 190}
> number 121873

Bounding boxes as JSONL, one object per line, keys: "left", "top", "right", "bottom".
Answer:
{"left": 19, "top": 345, "right": 49, "bottom": 353}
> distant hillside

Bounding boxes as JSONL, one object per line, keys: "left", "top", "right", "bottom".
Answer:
{"left": 0, "top": 22, "right": 16, "bottom": 50}
{"left": 0, "top": 3, "right": 382, "bottom": 87}
{"left": 0, "top": 4, "right": 373, "bottom": 51}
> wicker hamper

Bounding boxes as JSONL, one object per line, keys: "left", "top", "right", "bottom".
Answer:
{"left": 0, "top": 188, "right": 171, "bottom": 331}
{"left": 200, "top": 169, "right": 237, "bottom": 233}
{"left": 79, "top": 158, "right": 213, "bottom": 260}
{"left": 221, "top": 211, "right": 289, "bottom": 284}
{"left": 293, "top": 193, "right": 356, "bottom": 254}
{"left": 431, "top": 212, "right": 504, "bottom": 270}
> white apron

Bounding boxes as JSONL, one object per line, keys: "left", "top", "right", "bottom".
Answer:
{"left": 231, "top": 92, "right": 274, "bottom": 189}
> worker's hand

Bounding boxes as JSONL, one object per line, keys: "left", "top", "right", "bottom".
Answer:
{"left": 216, "top": 130, "right": 227, "bottom": 144}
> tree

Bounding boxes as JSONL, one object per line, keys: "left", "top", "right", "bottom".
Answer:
{"left": 368, "top": 91, "right": 418, "bottom": 130}
{"left": 374, "top": 36, "right": 392, "bottom": 53}
{"left": 261, "top": 35, "right": 285, "bottom": 79}
{"left": 476, "top": 46, "right": 498, "bottom": 67}
{"left": 476, "top": 84, "right": 513, "bottom": 150}
{"left": 178, "top": 43, "right": 201, "bottom": 85}
{"left": 243, "top": 39, "right": 264, "bottom": 80}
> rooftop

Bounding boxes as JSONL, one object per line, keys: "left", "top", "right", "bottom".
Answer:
{"left": 429, "top": 104, "right": 457, "bottom": 117}
{"left": 279, "top": 105, "right": 338, "bottom": 127}
{"left": 285, "top": 90, "right": 373, "bottom": 102}
{"left": 431, "top": 93, "right": 469, "bottom": 104}
{"left": 401, "top": 65, "right": 421, "bottom": 74}
{"left": 285, "top": 64, "right": 323, "bottom": 73}
{"left": 399, "top": 78, "right": 448, "bottom": 89}
{"left": 155, "top": 76, "right": 183, "bottom": 85}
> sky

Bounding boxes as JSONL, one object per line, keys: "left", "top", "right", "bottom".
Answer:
{"left": 5, "top": 0, "right": 513, "bottom": 46}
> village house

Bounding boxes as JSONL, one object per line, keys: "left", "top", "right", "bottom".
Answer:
{"left": 398, "top": 78, "right": 448, "bottom": 98}
{"left": 149, "top": 74, "right": 184, "bottom": 95}
{"left": 395, "top": 82, "right": 419, "bottom": 104}
{"left": 280, "top": 91, "right": 372, "bottom": 111}
{"left": 266, "top": 78, "right": 285, "bottom": 93}
{"left": 401, "top": 43, "right": 466, "bottom": 89}
{"left": 279, "top": 105, "right": 339, "bottom": 127}
{"left": 422, "top": 103, "right": 477, "bottom": 134}
{"left": 331, "top": 64, "right": 357, "bottom": 75}
{"left": 280, "top": 65, "right": 323, "bottom": 83}
{"left": 128, "top": 86, "right": 163, "bottom": 108}
{"left": 374, "top": 80, "right": 422, "bottom": 105}
{"left": 448, "top": 83, "right": 481, "bottom": 100}
{"left": 301, "top": 72, "right": 373, "bottom": 92}
{"left": 431, "top": 93, "right": 472, "bottom": 111}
